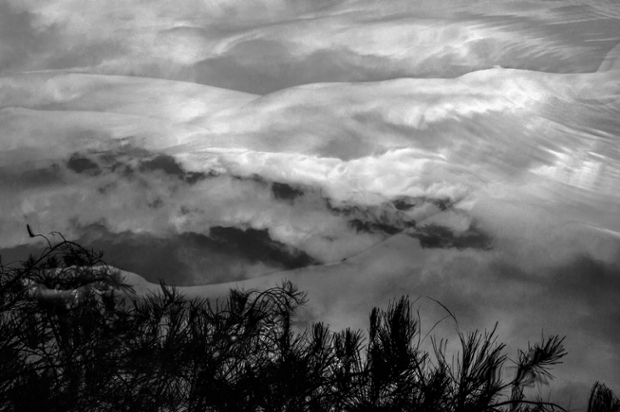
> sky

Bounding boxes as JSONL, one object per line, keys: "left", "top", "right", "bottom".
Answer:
{"left": 0, "top": 0, "right": 619, "bottom": 408}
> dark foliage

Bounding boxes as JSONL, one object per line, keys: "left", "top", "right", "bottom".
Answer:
{"left": 588, "top": 382, "right": 620, "bottom": 412}
{"left": 0, "top": 230, "right": 616, "bottom": 412}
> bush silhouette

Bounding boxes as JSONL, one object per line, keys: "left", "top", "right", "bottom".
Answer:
{"left": 0, "top": 229, "right": 617, "bottom": 412}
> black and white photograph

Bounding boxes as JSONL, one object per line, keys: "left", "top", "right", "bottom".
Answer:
{"left": 0, "top": 0, "right": 619, "bottom": 410}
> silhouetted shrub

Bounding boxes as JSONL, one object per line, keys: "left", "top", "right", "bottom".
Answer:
{"left": 0, "top": 230, "right": 617, "bottom": 412}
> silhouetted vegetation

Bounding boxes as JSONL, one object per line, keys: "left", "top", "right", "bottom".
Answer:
{"left": 0, "top": 230, "right": 617, "bottom": 412}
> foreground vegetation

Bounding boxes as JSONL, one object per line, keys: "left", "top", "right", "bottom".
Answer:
{"left": 0, "top": 231, "right": 618, "bottom": 412}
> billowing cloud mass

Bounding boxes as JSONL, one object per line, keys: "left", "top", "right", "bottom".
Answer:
{"left": 1, "top": 0, "right": 620, "bottom": 408}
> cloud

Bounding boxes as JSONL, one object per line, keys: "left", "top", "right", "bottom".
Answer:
{"left": 82, "top": 224, "right": 318, "bottom": 285}
{"left": 0, "top": 139, "right": 394, "bottom": 266}
{"left": 138, "top": 154, "right": 206, "bottom": 184}
{"left": 2, "top": 221, "right": 319, "bottom": 286}
{"left": 2, "top": 0, "right": 614, "bottom": 90}
{"left": 0, "top": 3, "right": 45, "bottom": 73}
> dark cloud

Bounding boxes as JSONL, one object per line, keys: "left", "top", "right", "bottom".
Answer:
{"left": 0, "top": 162, "right": 63, "bottom": 189}
{"left": 0, "top": 226, "right": 196, "bottom": 286}
{"left": 63, "top": 149, "right": 210, "bottom": 186}
{"left": 391, "top": 196, "right": 452, "bottom": 211}
{"left": 328, "top": 196, "right": 492, "bottom": 250}
{"left": 184, "top": 28, "right": 609, "bottom": 95}
{"left": 271, "top": 182, "right": 304, "bottom": 202}
{"left": 208, "top": 226, "right": 318, "bottom": 269}
{"left": 0, "top": 3, "right": 125, "bottom": 75}
{"left": 0, "top": 3, "right": 43, "bottom": 73}
{"left": 94, "top": 146, "right": 151, "bottom": 178}
{"left": 139, "top": 154, "right": 207, "bottom": 184}
{"left": 139, "top": 154, "right": 185, "bottom": 176}
{"left": 45, "top": 40, "right": 126, "bottom": 73}
{"left": 442, "top": 253, "right": 620, "bottom": 378}
{"left": 0, "top": 222, "right": 319, "bottom": 286}
{"left": 416, "top": 224, "right": 493, "bottom": 250}
{"left": 67, "top": 153, "right": 101, "bottom": 175}
{"left": 349, "top": 218, "right": 402, "bottom": 235}
{"left": 545, "top": 256, "right": 620, "bottom": 346}
{"left": 546, "top": 380, "right": 593, "bottom": 411}
{"left": 189, "top": 39, "right": 418, "bottom": 94}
